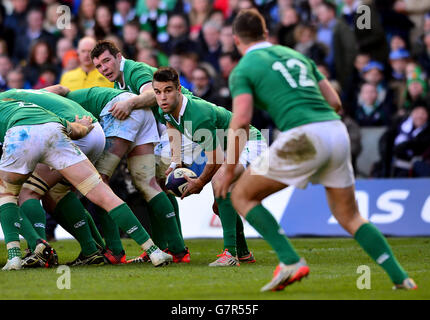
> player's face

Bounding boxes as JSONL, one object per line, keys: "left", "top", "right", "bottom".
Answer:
{"left": 152, "top": 80, "right": 181, "bottom": 114}
{"left": 92, "top": 50, "right": 121, "bottom": 82}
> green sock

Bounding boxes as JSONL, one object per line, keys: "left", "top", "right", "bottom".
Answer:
{"left": 83, "top": 209, "right": 105, "bottom": 249}
{"left": 167, "top": 193, "right": 183, "bottom": 238}
{"left": 147, "top": 208, "right": 168, "bottom": 250}
{"left": 18, "top": 209, "right": 40, "bottom": 251}
{"left": 0, "top": 203, "right": 21, "bottom": 245}
{"left": 20, "top": 199, "right": 46, "bottom": 239}
{"left": 354, "top": 223, "right": 408, "bottom": 284}
{"left": 96, "top": 206, "right": 124, "bottom": 255}
{"left": 246, "top": 204, "right": 300, "bottom": 265}
{"left": 216, "top": 194, "right": 238, "bottom": 256}
{"left": 108, "top": 203, "right": 150, "bottom": 245}
{"left": 236, "top": 214, "right": 250, "bottom": 257}
{"left": 7, "top": 247, "right": 21, "bottom": 259}
{"left": 55, "top": 192, "right": 98, "bottom": 256}
{"left": 148, "top": 192, "right": 185, "bottom": 253}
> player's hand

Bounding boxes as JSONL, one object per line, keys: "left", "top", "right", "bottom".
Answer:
{"left": 109, "top": 100, "right": 132, "bottom": 120}
{"left": 213, "top": 166, "right": 235, "bottom": 199}
{"left": 74, "top": 115, "right": 94, "bottom": 134}
{"left": 181, "top": 175, "right": 204, "bottom": 199}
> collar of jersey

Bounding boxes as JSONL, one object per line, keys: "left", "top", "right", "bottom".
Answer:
{"left": 246, "top": 41, "right": 273, "bottom": 55}
{"left": 170, "top": 94, "right": 188, "bottom": 125}
{"left": 117, "top": 57, "right": 126, "bottom": 90}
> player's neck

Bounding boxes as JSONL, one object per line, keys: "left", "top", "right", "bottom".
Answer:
{"left": 172, "top": 94, "right": 183, "bottom": 121}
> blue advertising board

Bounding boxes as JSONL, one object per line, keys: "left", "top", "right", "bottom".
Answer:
{"left": 281, "top": 178, "right": 430, "bottom": 236}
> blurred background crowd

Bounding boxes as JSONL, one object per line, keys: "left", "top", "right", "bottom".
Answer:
{"left": 1, "top": 0, "right": 430, "bottom": 182}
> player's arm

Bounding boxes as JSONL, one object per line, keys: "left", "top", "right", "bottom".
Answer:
{"left": 43, "top": 84, "right": 71, "bottom": 96}
{"left": 109, "top": 83, "right": 157, "bottom": 120}
{"left": 181, "top": 144, "right": 224, "bottom": 199}
{"left": 318, "top": 79, "right": 342, "bottom": 113}
{"left": 214, "top": 93, "right": 253, "bottom": 198}
{"left": 165, "top": 123, "right": 183, "bottom": 176}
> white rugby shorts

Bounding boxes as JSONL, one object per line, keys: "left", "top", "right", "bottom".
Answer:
{"left": 0, "top": 123, "right": 87, "bottom": 174}
{"left": 250, "top": 120, "right": 355, "bottom": 189}
{"left": 73, "top": 121, "right": 105, "bottom": 164}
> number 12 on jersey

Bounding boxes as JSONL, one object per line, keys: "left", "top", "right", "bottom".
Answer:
{"left": 272, "top": 58, "right": 315, "bottom": 88}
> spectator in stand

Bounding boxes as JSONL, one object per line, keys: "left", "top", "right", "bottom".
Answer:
{"left": 136, "top": 30, "right": 169, "bottom": 66}
{"left": 388, "top": 48, "right": 411, "bottom": 110}
{"left": 60, "top": 36, "right": 113, "bottom": 90}
{"left": 390, "top": 34, "right": 408, "bottom": 51}
{"left": 189, "top": 0, "right": 213, "bottom": 40}
{"left": 179, "top": 52, "right": 199, "bottom": 90}
{"left": 294, "top": 23, "right": 327, "bottom": 65}
{"left": 23, "top": 40, "right": 57, "bottom": 87}
{"left": 4, "top": 0, "right": 29, "bottom": 35}
{"left": 122, "top": 20, "right": 140, "bottom": 59}
{"left": 211, "top": 51, "right": 240, "bottom": 109}
{"left": 401, "top": 69, "right": 430, "bottom": 116}
{"left": 161, "top": 13, "right": 201, "bottom": 56}
{"left": 412, "top": 146, "right": 430, "bottom": 177}
{"left": 78, "top": 0, "right": 97, "bottom": 36}
{"left": 61, "top": 17, "right": 81, "bottom": 47}
{"left": 61, "top": 49, "right": 80, "bottom": 72}
{"left": 0, "top": 55, "right": 13, "bottom": 91}
{"left": 376, "top": 103, "right": 430, "bottom": 177}
{"left": 136, "top": 47, "right": 159, "bottom": 67}
{"left": 200, "top": 20, "right": 223, "bottom": 71}
{"left": 0, "top": 3, "right": 16, "bottom": 57}
{"left": 220, "top": 22, "right": 236, "bottom": 53}
{"left": 275, "top": 6, "right": 300, "bottom": 49}
{"left": 13, "top": 6, "right": 57, "bottom": 65}
{"left": 315, "top": 0, "right": 357, "bottom": 90}
{"left": 354, "top": 82, "right": 394, "bottom": 127}
{"left": 139, "top": 0, "right": 169, "bottom": 44}
{"left": 361, "top": 61, "right": 394, "bottom": 114}
{"left": 6, "top": 68, "right": 30, "bottom": 89}
{"left": 191, "top": 65, "right": 222, "bottom": 104}
{"left": 94, "top": 4, "right": 119, "bottom": 40}
{"left": 55, "top": 37, "right": 75, "bottom": 76}
{"left": 393, "top": 0, "right": 430, "bottom": 46}
{"left": 33, "top": 65, "right": 58, "bottom": 89}
{"left": 44, "top": 2, "right": 62, "bottom": 38}
{"left": 415, "top": 31, "right": 430, "bottom": 76}
{"left": 113, "top": 0, "right": 136, "bottom": 30}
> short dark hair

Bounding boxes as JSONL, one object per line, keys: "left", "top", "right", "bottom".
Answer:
{"left": 232, "top": 8, "right": 267, "bottom": 44}
{"left": 91, "top": 40, "right": 121, "bottom": 60}
{"left": 153, "top": 67, "right": 180, "bottom": 88}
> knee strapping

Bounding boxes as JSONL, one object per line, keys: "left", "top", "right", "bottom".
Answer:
{"left": 0, "top": 180, "right": 22, "bottom": 205}
{"left": 95, "top": 151, "right": 121, "bottom": 178}
{"left": 75, "top": 173, "right": 102, "bottom": 196}
{"left": 47, "top": 180, "right": 72, "bottom": 204}
{"left": 22, "top": 172, "right": 50, "bottom": 196}
{"left": 127, "top": 154, "right": 160, "bottom": 201}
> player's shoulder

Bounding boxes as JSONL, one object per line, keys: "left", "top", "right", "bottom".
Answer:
{"left": 124, "top": 58, "right": 156, "bottom": 74}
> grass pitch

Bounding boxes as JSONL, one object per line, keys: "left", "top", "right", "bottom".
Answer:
{"left": 0, "top": 237, "right": 429, "bottom": 300}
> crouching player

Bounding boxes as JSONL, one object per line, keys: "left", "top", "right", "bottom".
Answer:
{"left": 152, "top": 67, "right": 266, "bottom": 266}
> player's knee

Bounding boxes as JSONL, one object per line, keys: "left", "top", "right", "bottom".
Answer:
{"left": 128, "top": 154, "right": 161, "bottom": 201}
{"left": 95, "top": 151, "right": 121, "bottom": 179}
{"left": 47, "top": 181, "right": 72, "bottom": 204}
{"left": 231, "top": 186, "right": 248, "bottom": 213}
{"left": 21, "top": 172, "right": 50, "bottom": 202}
{"left": 0, "top": 180, "right": 22, "bottom": 205}
{"left": 75, "top": 173, "right": 103, "bottom": 197}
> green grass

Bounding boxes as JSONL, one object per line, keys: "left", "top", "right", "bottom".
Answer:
{"left": 0, "top": 237, "right": 429, "bottom": 300}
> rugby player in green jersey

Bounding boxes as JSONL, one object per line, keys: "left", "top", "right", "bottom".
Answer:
{"left": 152, "top": 67, "right": 266, "bottom": 266}
{"left": 60, "top": 85, "right": 190, "bottom": 263}
{"left": 89, "top": 40, "right": 190, "bottom": 262}
{"left": 0, "top": 99, "right": 172, "bottom": 270}
{"left": 0, "top": 89, "right": 107, "bottom": 266}
{"left": 215, "top": 9, "right": 416, "bottom": 291}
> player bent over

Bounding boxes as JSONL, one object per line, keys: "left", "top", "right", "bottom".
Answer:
{"left": 216, "top": 9, "right": 416, "bottom": 291}
{"left": 0, "top": 99, "right": 172, "bottom": 270}
{"left": 152, "top": 67, "right": 266, "bottom": 266}
{"left": 0, "top": 88, "right": 107, "bottom": 266}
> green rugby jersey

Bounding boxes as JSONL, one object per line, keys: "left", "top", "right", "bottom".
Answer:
{"left": 114, "top": 58, "right": 193, "bottom": 123}
{"left": 67, "top": 87, "right": 126, "bottom": 120}
{"left": 229, "top": 43, "right": 340, "bottom": 132}
{"left": 0, "top": 89, "right": 97, "bottom": 123}
{"left": 158, "top": 93, "right": 262, "bottom": 152}
{"left": 0, "top": 99, "right": 66, "bottom": 143}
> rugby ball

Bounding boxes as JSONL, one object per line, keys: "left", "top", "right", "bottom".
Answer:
{"left": 165, "top": 168, "right": 198, "bottom": 197}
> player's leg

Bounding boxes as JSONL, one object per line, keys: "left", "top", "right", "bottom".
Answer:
{"left": 58, "top": 159, "right": 172, "bottom": 267}
{"left": 127, "top": 143, "right": 187, "bottom": 257}
{"left": 93, "top": 136, "right": 129, "bottom": 260}
{"left": 325, "top": 185, "right": 415, "bottom": 289}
